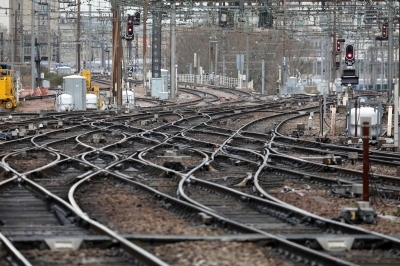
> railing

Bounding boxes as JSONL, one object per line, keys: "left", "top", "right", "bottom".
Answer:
{"left": 177, "top": 74, "right": 246, "bottom": 88}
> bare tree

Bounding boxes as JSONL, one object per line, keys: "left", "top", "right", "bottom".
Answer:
{"left": 0, "top": 23, "right": 12, "bottom": 63}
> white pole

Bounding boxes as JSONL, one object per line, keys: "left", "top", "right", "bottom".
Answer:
{"left": 331, "top": 106, "right": 336, "bottom": 136}
{"left": 388, "top": 105, "right": 393, "bottom": 137}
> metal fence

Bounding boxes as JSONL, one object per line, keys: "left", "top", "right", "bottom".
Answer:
{"left": 177, "top": 74, "right": 242, "bottom": 88}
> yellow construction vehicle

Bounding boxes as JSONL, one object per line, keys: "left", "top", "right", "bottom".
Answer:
{"left": 81, "top": 69, "right": 103, "bottom": 109}
{"left": 0, "top": 64, "right": 18, "bottom": 109}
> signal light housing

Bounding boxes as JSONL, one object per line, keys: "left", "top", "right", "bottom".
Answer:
{"left": 126, "top": 15, "right": 134, "bottom": 40}
{"left": 382, "top": 23, "right": 388, "bottom": 38}
{"left": 336, "top": 41, "right": 341, "bottom": 52}
{"left": 345, "top": 45, "right": 354, "bottom": 60}
{"left": 345, "top": 45, "right": 355, "bottom": 66}
{"left": 133, "top": 12, "right": 140, "bottom": 25}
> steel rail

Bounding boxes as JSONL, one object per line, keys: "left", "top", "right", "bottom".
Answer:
{"left": 8, "top": 175, "right": 169, "bottom": 266}
{"left": 0, "top": 231, "right": 32, "bottom": 266}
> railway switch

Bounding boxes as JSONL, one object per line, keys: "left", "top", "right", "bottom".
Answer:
{"left": 341, "top": 201, "right": 376, "bottom": 224}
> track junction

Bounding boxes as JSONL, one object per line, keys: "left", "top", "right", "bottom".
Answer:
{"left": 0, "top": 84, "right": 399, "bottom": 265}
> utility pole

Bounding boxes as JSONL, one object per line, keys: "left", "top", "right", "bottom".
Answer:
{"left": 245, "top": 29, "right": 249, "bottom": 88}
{"left": 170, "top": 2, "right": 176, "bottom": 100}
{"left": 20, "top": 18, "right": 24, "bottom": 63}
{"left": 331, "top": 4, "right": 336, "bottom": 92}
{"left": 395, "top": 2, "right": 400, "bottom": 147}
{"left": 30, "top": 0, "right": 35, "bottom": 92}
{"left": 0, "top": 33, "right": 3, "bottom": 61}
{"left": 9, "top": 7, "right": 14, "bottom": 70}
{"left": 14, "top": 10, "right": 17, "bottom": 63}
{"left": 77, "top": 0, "right": 81, "bottom": 73}
{"left": 143, "top": 1, "right": 148, "bottom": 96}
{"left": 111, "top": 0, "right": 122, "bottom": 106}
{"left": 281, "top": 0, "right": 286, "bottom": 89}
{"left": 215, "top": 42, "right": 218, "bottom": 78}
{"left": 88, "top": 0, "right": 92, "bottom": 71}
{"left": 388, "top": 3, "right": 394, "bottom": 101}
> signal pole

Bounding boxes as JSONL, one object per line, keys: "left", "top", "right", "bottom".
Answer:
{"left": 77, "top": 0, "right": 81, "bottom": 73}
{"left": 388, "top": 4, "right": 394, "bottom": 102}
{"left": 331, "top": 4, "right": 337, "bottom": 91}
{"left": 88, "top": 0, "right": 92, "bottom": 71}
{"left": 111, "top": 0, "right": 122, "bottom": 106}
{"left": 143, "top": 1, "right": 148, "bottom": 96}
{"left": 30, "top": 0, "right": 35, "bottom": 92}
{"left": 170, "top": 2, "right": 176, "bottom": 100}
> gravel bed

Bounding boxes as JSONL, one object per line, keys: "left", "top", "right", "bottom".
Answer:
{"left": 243, "top": 113, "right": 302, "bottom": 134}
{"left": 44, "top": 128, "right": 93, "bottom": 139}
{"left": 135, "top": 100, "right": 158, "bottom": 107}
{"left": 184, "top": 131, "right": 229, "bottom": 144}
{"left": 152, "top": 156, "right": 202, "bottom": 169}
{"left": 229, "top": 137, "right": 266, "bottom": 150}
{"left": 145, "top": 241, "right": 293, "bottom": 266}
{"left": 269, "top": 182, "right": 400, "bottom": 235}
{"left": 104, "top": 138, "right": 157, "bottom": 155}
{"left": 0, "top": 248, "right": 8, "bottom": 266}
{"left": 277, "top": 113, "right": 328, "bottom": 140}
{"left": 0, "top": 139, "right": 35, "bottom": 152}
{"left": 175, "top": 92, "right": 202, "bottom": 103}
{"left": 150, "top": 154, "right": 204, "bottom": 170}
{"left": 194, "top": 87, "right": 238, "bottom": 100}
{"left": 283, "top": 149, "right": 399, "bottom": 177}
{"left": 339, "top": 162, "right": 398, "bottom": 177}
{"left": 76, "top": 180, "right": 227, "bottom": 235}
{"left": 30, "top": 164, "right": 82, "bottom": 187}
{"left": 176, "top": 111, "right": 198, "bottom": 118}
{"left": 47, "top": 141, "right": 91, "bottom": 157}
{"left": 20, "top": 248, "right": 133, "bottom": 266}
{"left": 174, "top": 116, "right": 210, "bottom": 128}
{"left": 192, "top": 172, "right": 253, "bottom": 194}
{"left": 130, "top": 114, "right": 182, "bottom": 130}
{"left": 6, "top": 150, "right": 56, "bottom": 173}
{"left": 209, "top": 111, "right": 280, "bottom": 131}
{"left": 325, "top": 249, "right": 399, "bottom": 265}
{"left": 78, "top": 132, "right": 124, "bottom": 149}
{"left": 193, "top": 171, "right": 247, "bottom": 181}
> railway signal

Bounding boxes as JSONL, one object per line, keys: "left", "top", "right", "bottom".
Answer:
{"left": 382, "top": 23, "right": 388, "bottom": 38}
{"left": 336, "top": 41, "right": 341, "bottom": 52}
{"left": 336, "top": 39, "right": 345, "bottom": 54}
{"left": 345, "top": 45, "right": 355, "bottom": 66}
{"left": 345, "top": 45, "right": 354, "bottom": 61}
{"left": 133, "top": 12, "right": 140, "bottom": 25}
{"left": 126, "top": 15, "right": 134, "bottom": 41}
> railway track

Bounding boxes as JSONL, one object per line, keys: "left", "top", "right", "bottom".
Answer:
{"left": 0, "top": 83, "right": 399, "bottom": 265}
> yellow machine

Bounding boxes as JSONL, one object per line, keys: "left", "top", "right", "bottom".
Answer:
{"left": 81, "top": 69, "right": 103, "bottom": 109}
{"left": 0, "top": 64, "right": 18, "bottom": 109}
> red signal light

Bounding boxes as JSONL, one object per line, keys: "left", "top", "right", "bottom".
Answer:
{"left": 127, "top": 15, "right": 134, "bottom": 38}
{"left": 345, "top": 45, "right": 354, "bottom": 60}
